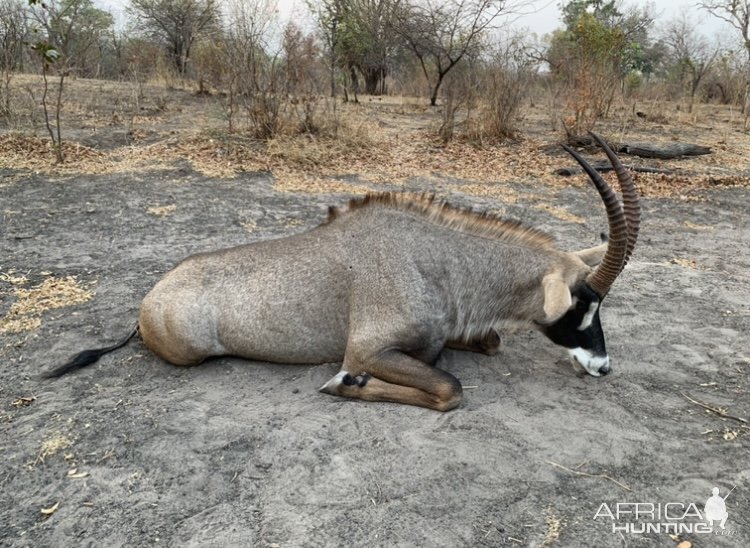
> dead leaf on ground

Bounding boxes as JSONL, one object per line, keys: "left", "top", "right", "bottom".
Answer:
{"left": 67, "top": 468, "right": 89, "bottom": 479}
{"left": 240, "top": 219, "right": 257, "bottom": 232}
{"left": 40, "top": 502, "right": 59, "bottom": 516}
{"left": 0, "top": 271, "right": 28, "bottom": 285}
{"left": 670, "top": 257, "right": 699, "bottom": 269}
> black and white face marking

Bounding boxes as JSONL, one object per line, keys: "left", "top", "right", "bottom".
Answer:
{"left": 578, "top": 300, "right": 599, "bottom": 331}
{"left": 541, "top": 284, "right": 610, "bottom": 377}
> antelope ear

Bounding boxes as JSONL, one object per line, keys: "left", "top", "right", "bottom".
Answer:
{"left": 542, "top": 272, "right": 572, "bottom": 323}
{"left": 574, "top": 242, "right": 608, "bottom": 268}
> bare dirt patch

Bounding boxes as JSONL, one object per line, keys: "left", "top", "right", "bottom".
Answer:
{"left": 1, "top": 78, "right": 749, "bottom": 546}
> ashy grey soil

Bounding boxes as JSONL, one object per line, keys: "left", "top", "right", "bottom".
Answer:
{"left": 1, "top": 165, "right": 748, "bottom": 547}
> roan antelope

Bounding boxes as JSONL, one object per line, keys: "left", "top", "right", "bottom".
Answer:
{"left": 45, "top": 133, "right": 640, "bottom": 411}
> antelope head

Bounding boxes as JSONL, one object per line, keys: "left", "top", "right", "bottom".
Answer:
{"left": 539, "top": 133, "right": 641, "bottom": 377}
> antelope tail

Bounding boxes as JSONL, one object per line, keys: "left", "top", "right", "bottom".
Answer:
{"left": 43, "top": 324, "right": 139, "bottom": 379}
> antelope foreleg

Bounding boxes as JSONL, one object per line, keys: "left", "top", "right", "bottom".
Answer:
{"left": 320, "top": 350, "right": 463, "bottom": 411}
{"left": 445, "top": 329, "right": 501, "bottom": 356}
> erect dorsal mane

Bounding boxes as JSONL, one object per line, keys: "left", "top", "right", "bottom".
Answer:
{"left": 327, "top": 192, "right": 555, "bottom": 249}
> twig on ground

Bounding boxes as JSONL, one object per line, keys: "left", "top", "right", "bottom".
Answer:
{"left": 681, "top": 392, "right": 748, "bottom": 424}
{"left": 546, "top": 460, "right": 631, "bottom": 492}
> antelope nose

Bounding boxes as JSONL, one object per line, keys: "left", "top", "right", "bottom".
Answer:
{"left": 598, "top": 363, "right": 611, "bottom": 376}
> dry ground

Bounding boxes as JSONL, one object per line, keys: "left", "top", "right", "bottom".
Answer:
{"left": 1, "top": 76, "right": 749, "bottom": 547}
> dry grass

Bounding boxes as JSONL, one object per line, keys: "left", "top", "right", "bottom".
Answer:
{"left": 0, "top": 276, "right": 94, "bottom": 334}
{"left": 542, "top": 509, "right": 565, "bottom": 546}
{"left": 147, "top": 204, "right": 177, "bottom": 217}
{"left": 36, "top": 434, "right": 73, "bottom": 464}
{"left": 535, "top": 204, "right": 585, "bottom": 224}
{"left": 0, "top": 134, "right": 104, "bottom": 169}
{"left": 0, "top": 270, "right": 29, "bottom": 286}
{"left": 684, "top": 221, "right": 715, "bottom": 230}
{"left": 239, "top": 218, "right": 257, "bottom": 232}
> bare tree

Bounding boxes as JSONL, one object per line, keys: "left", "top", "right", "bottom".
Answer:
{"left": 283, "top": 21, "right": 319, "bottom": 95}
{"left": 348, "top": 0, "right": 403, "bottom": 95}
{"left": 223, "top": 0, "right": 282, "bottom": 136}
{"left": 29, "top": 0, "right": 113, "bottom": 162}
{"left": 309, "top": 0, "right": 344, "bottom": 98}
{"left": 662, "top": 15, "right": 719, "bottom": 112}
{"left": 699, "top": 0, "right": 750, "bottom": 111}
{"left": 392, "top": 0, "right": 506, "bottom": 106}
{"left": 311, "top": 0, "right": 403, "bottom": 100}
{"left": 128, "top": 0, "right": 219, "bottom": 76}
{"left": 30, "top": 0, "right": 113, "bottom": 77}
{"left": 0, "top": 0, "right": 27, "bottom": 120}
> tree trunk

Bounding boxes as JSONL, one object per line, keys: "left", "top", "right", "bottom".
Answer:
{"left": 330, "top": 54, "right": 336, "bottom": 98}
{"left": 349, "top": 64, "right": 359, "bottom": 95}
{"left": 54, "top": 71, "right": 65, "bottom": 163}
{"left": 363, "top": 67, "right": 383, "bottom": 95}
{"left": 430, "top": 72, "right": 446, "bottom": 107}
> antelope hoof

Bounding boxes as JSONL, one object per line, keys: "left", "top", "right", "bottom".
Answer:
{"left": 319, "top": 371, "right": 370, "bottom": 395}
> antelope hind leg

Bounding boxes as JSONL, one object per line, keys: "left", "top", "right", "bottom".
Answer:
{"left": 320, "top": 350, "right": 463, "bottom": 411}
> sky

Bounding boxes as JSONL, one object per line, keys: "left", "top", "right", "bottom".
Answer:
{"left": 95, "top": 0, "right": 739, "bottom": 44}
{"left": 500, "top": 0, "right": 734, "bottom": 39}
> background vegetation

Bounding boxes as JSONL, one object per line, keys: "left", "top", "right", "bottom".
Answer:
{"left": 2, "top": 0, "right": 750, "bottom": 157}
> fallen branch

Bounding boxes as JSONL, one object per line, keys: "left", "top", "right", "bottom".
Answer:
{"left": 563, "top": 135, "right": 712, "bottom": 159}
{"left": 620, "top": 143, "right": 711, "bottom": 159}
{"left": 681, "top": 392, "right": 748, "bottom": 424}
{"left": 555, "top": 164, "right": 675, "bottom": 177}
{"left": 546, "top": 460, "right": 631, "bottom": 491}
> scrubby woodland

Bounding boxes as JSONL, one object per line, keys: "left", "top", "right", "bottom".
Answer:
{"left": 2, "top": 0, "right": 750, "bottom": 159}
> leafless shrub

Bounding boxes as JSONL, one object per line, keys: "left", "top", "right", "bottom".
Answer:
{"left": 191, "top": 40, "right": 227, "bottom": 95}
{"left": 439, "top": 86, "right": 458, "bottom": 143}
{"left": 437, "top": 59, "right": 482, "bottom": 144}
{"left": 221, "top": 3, "right": 337, "bottom": 140}
{"left": 436, "top": 35, "right": 537, "bottom": 145}
{"left": 283, "top": 22, "right": 332, "bottom": 136}
{"left": 437, "top": 66, "right": 478, "bottom": 144}
{"left": 702, "top": 50, "right": 746, "bottom": 106}
{"left": 222, "top": 0, "right": 280, "bottom": 136}
{"left": 465, "top": 40, "right": 537, "bottom": 143}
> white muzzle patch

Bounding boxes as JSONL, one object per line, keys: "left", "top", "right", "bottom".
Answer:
{"left": 568, "top": 347, "right": 610, "bottom": 377}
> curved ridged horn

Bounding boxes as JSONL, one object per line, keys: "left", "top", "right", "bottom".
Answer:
{"left": 588, "top": 132, "right": 640, "bottom": 269}
{"left": 561, "top": 142, "right": 628, "bottom": 298}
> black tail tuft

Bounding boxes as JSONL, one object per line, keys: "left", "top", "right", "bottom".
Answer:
{"left": 43, "top": 325, "right": 138, "bottom": 379}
